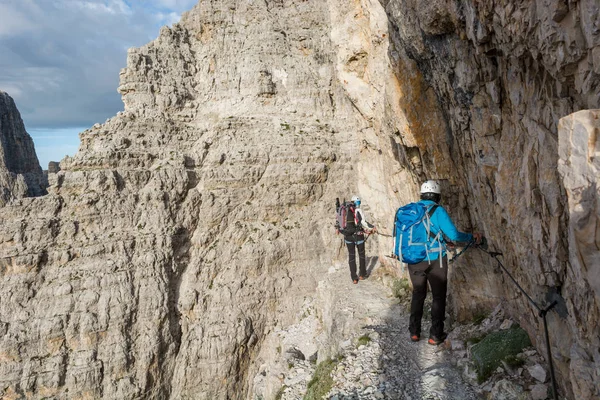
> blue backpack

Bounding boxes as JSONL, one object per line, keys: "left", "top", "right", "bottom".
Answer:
{"left": 393, "top": 202, "right": 444, "bottom": 264}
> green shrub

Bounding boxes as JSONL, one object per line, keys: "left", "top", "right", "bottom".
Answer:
{"left": 471, "top": 326, "right": 531, "bottom": 383}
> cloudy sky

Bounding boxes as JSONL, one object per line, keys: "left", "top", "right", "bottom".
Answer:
{"left": 0, "top": 0, "right": 198, "bottom": 167}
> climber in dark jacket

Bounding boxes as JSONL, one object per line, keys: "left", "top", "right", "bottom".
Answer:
{"left": 342, "top": 195, "right": 376, "bottom": 284}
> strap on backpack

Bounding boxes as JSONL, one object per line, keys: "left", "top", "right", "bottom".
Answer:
{"left": 354, "top": 207, "right": 362, "bottom": 226}
{"left": 426, "top": 204, "right": 439, "bottom": 217}
{"left": 425, "top": 204, "right": 439, "bottom": 240}
{"left": 424, "top": 204, "right": 444, "bottom": 268}
{"left": 392, "top": 207, "right": 401, "bottom": 258}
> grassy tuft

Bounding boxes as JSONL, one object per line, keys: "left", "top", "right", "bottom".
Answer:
{"left": 357, "top": 334, "right": 371, "bottom": 347}
{"left": 391, "top": 278, "right": 411, "bottom": 300}
{"left": 275, "top": 385, "right": 287, "bottom": 400}
{"left": 472, "top": 312, "right": 488, "bottom": 325}
{"left": 503, "top": 354, "right": 525, "bottom": 368}
{"left": 303, "top": 358, "right": 339, "bottom": 400}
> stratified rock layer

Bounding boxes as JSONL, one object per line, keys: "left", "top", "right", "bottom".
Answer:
{"left": 0, "top": 1, "right": 599, "bottom": 399}
{"left": 0, "top": 1, "right": 385, "bottom": 399}
{"left": 0, "top": 91, "right": 47, "bottom": 206}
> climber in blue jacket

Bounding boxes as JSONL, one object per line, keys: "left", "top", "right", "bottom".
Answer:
{"left": 408, "top": 180, "right": 483, "bottom": 345}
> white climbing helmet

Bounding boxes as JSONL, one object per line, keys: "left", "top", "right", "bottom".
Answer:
{"left": 351, "top": 195, "right": 361, "bottom": 205}
{"left": 420, "top": 180, "right": 441, "bottom": 194}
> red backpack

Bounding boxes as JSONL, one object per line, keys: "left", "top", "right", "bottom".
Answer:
{"left": 335, "top": 199, "right": 361, "bottom": 235}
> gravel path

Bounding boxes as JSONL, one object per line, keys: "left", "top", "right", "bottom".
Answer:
{"left": 280, "top": 260, "right": 482, "bottom": 399}
{"left": 326, "top": 305, "right": 481, "bottom": 399}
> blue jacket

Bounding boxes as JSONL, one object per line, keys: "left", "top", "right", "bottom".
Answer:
{"left": 419, "top": 200, "right": 473, "bottom": 260}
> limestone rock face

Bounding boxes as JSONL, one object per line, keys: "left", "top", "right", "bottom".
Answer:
{"left": 0, "top": 91, "right": 47, "bottom": 206}
{"left": 379, "top": 0, "right": 599, "bottom": 398}
{"left": 0, "top": 1, "right": 395, "bottom": 399}
{"left": 1, "top": 0, "right": 599, "bottom": 399}
{"left": 558, "top": 110, "right": 600, "bottom": 400}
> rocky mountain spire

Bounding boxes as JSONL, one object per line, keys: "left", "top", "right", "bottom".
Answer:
{"left": 0, "top": 90, "right": 47, "bottom": 205}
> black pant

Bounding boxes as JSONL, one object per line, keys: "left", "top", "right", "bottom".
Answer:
{"left": 408, "top": 256, "right": 448, "bottom": 338}
{"left": 346, "top": 239, "right": 366, "bottom": 281}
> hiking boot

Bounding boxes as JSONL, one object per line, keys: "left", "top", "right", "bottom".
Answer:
{"left": 359, "top": 275, "right": 366, "bottom": 280}
{"left": 428, "top": 333, "right": 447, "bottom": 346}
{"left": 353, "top": 279, "right": 359, "bottom": 284}
{"left": 410, "top": 334, "right": 420, "bottom": 342}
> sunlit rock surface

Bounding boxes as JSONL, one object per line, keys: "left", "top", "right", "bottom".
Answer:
{"left": 0, "top": 1, "right": 599, "bottom": 399}
{"left": 0, "top": 1, "right": 396, "bottom": 399}
{"left": 558, "top": 110, "right": 600, "bottom": 400}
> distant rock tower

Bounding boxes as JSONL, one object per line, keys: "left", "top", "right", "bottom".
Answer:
{"left": 0, "top": 90, "right": 48, "bottom": 205}
{"left": 48, "top": 161, "right": 60, "bottom": 174}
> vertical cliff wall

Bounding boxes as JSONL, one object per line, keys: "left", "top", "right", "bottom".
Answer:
{"left": 379, "top": 0, "right": 600, "bottom": 398}
{"left": 1, "top": 0, "right": 599, "bottom": 399}
{"left": 0, "top": 91, "right": 47, "bottom": 206}
{"left": 0, "top": 1, "right": 397, "bottom": 399}
{"left": 558, "top": 110, "right": 600, "bottom": 400}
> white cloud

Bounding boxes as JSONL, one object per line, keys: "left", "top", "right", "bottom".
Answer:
{"left": 0, "top": 0, "right": 198, "bottom": 130}
{"left": 149, "top": 0, "right": 198, "bottom": 25}
{"left": 0, "top": 4, "right": 36, "bottom": 36}
{"left": 73, "top": 0, "right": 132, "bottom": 15}
{"left": 155, "top": 11, "right": 183, "bottom": 26}
{"left": 0, "top": 85, "right": 22, "bottom": 98}
{"left": 0, "top": 0, "right": 204, "bottom": 163}
{"left": 152, "top": 0, "right": 198, "bottom": 10}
